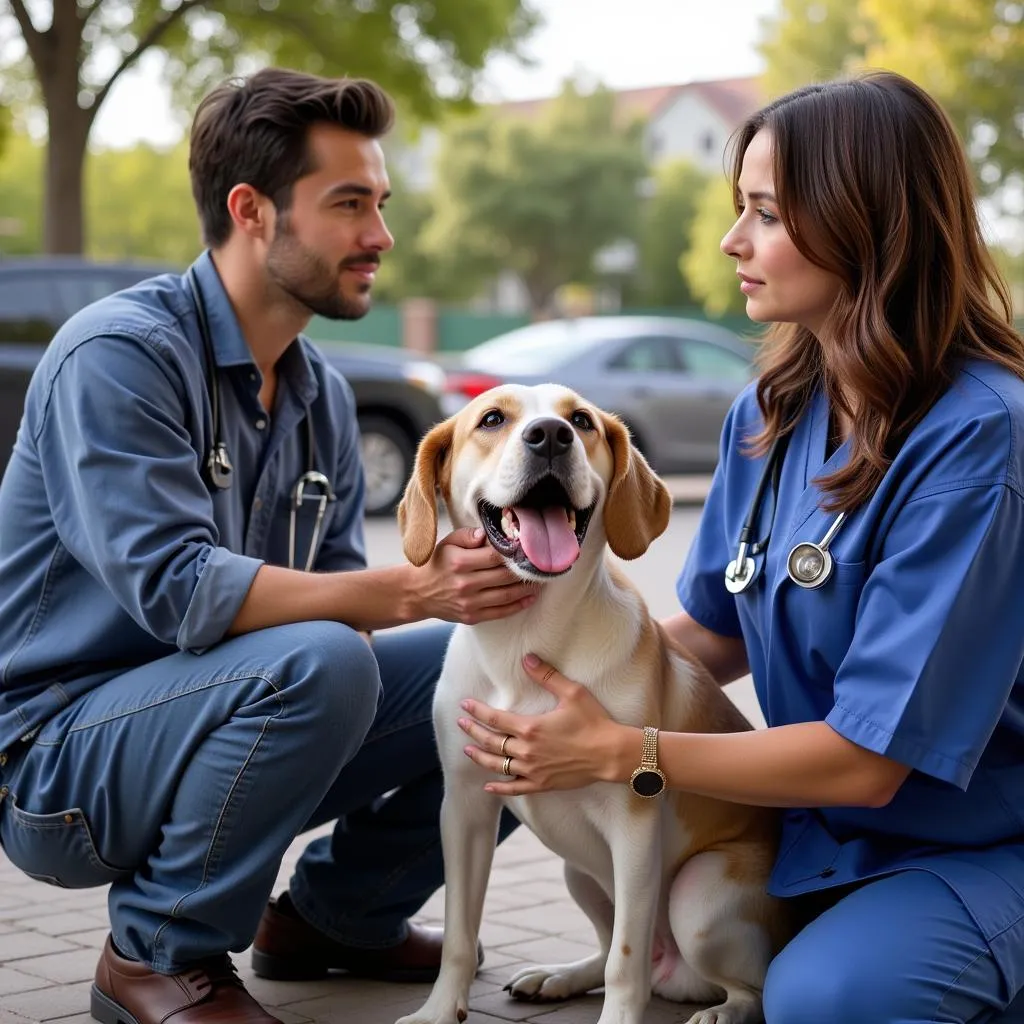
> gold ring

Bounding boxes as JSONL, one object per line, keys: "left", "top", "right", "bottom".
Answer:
{"left": 502, "top": 755, "right": 514, "bottom": 776}
{"left": 541, "top": 666, "right": 556, "bottom": 684}
{"left": 500, "top": 734, "right": 511, "bottom": 757}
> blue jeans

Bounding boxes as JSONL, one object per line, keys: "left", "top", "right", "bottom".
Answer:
{"left": 765, "top": 871, "right": 1024, "bottom": 1023}
{"left": 0, "top": 621, "right": 515, "bottom": 973}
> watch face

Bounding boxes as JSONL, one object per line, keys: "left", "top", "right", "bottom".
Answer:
{"left": 630, "top": 769, "right": 665, "bottom": 798}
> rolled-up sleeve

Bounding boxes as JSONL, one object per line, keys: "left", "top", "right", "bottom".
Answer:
{"left": 32, "top": 332, "right": 263, "bottom": 652}
{"left": 826, "top": 482, "right": 1024, "bottom": 789}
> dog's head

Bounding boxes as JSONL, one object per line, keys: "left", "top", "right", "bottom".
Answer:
{"left": 398, "top": 383, "right": 672, "bottom": 580}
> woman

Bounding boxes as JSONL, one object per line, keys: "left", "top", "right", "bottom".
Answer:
{"left": 458, "top": 71, "right": 1024, "bottom": 1023}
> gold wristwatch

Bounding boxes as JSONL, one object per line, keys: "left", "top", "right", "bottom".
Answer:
{"left": 629, "top": 726, "right": 666, "bottom": 798}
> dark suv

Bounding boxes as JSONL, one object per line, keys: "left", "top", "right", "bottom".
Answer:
{"left": 0, "top": 258, "right": 446, "bottom": 516}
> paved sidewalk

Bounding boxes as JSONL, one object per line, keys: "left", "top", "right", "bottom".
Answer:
{"left": 0, "top": 824, "right": 712, "bottom": 1023}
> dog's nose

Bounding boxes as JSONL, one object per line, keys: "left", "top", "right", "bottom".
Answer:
{"left": 523, "top": 417, "right": 574, "bottom": 460}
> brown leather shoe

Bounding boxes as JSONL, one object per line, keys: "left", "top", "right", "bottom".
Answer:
{"left": 251, "top": 893, "right": 483, "bottom": 983}
{"left": 91, "top": 936, "right": 281, "bottom": 1023}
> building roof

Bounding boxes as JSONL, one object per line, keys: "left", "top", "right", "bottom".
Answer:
{"left": 491, "top": 76, "right": 762, "bottom": 130}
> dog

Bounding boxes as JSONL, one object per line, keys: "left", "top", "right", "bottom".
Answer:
{"left": 395, "top": 383, "right": 788, "bottom": 1024}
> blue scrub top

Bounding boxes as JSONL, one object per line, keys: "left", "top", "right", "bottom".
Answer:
{"left": 677, "top": 359, "right": 1024, "bottom": 991}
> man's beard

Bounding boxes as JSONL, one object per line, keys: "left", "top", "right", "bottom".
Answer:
{"left": 266, "top": 218, "right": 378, "bottom": 321}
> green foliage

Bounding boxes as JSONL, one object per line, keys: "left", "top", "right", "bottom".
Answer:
{"left": 757, "top": 0, "right": 1024, "bottom": 199}
{"left": 623, "top": 160, "right": 709, "bottom": 308}
{"left": 87, "top": 140, "right": 201, "bottom": 266}
{"left": 371, "top": 171, "right": 480, "bottom": 304}
{"left": 0, "top": 131, "right": 197, "bottom": 263}
{"left": 422, "top": 81, "right": 649, "bottom": 314}
{"left": 681, "top": 177, "right": 748, "bottom": 319}
{"left": 0, "top": 131, "right": 44, "bottom": 255}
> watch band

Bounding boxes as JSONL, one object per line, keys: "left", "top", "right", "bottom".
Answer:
{"left": 629, "top": 725, "right": 666, "bottom": 798}
{"left": 640, "top": 725, "right": 659, "bottom": 766}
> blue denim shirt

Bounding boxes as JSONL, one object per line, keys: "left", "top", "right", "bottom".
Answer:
{"left": 0, "top": 252, "right": 366, "bottom": 750}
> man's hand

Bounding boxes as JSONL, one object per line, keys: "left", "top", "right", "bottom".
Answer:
{"left": 411, "top": 526, "right": 538, "bottom": 624}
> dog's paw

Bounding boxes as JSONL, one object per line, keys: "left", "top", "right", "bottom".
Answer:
{"left": 504, "top": 956, "right": 605, "bottom": 1002}
{"left": 682, "top": 1004, "right": 762, "bottom": 1024}
{"left": 394, "top": 1001, "right": 468, "bottom": 1024}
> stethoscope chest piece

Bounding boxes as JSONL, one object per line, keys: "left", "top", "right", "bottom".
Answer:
{"left": 786, "top": 511, "right": 847, "bottom": 589}
{"left": 724, "top": 545, "right": 757, "bottom": 594}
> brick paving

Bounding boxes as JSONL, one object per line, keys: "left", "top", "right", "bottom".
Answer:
{"left": 0, "top": 825, "right": 712, "bottom": 1022}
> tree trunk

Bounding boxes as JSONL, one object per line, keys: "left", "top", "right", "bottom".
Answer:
{"left": 26, "top": 0, "right": 93, "bottom": 254}
{"left": 44, "top": 100, "right": 91, "bottom": 255}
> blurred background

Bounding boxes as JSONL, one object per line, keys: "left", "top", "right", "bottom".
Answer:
{"left": 0, "top": 0, "right": 1021, "bottom": 515}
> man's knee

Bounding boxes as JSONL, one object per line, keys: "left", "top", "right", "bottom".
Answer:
{"left": 271, "top": 621, "right": 381, "bottom": 750}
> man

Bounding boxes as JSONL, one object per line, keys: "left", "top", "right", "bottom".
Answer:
{"left": 0, "top": 68, "right": 531, "bottom": 1024}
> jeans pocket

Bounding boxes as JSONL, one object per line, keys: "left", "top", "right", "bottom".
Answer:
{"left": 0, "top": 796, "right": 130, "bottom": 888}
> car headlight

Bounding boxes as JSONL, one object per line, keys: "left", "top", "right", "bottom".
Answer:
{"left": 401, "top": 360, "right": 447, "bottom": 396}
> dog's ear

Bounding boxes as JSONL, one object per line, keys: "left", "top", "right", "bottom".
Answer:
{"left": 397, "top": 418, "right": 456, "bottom": 566}
{"left": 599, "top": 411, "right": 672, "bottom": 560}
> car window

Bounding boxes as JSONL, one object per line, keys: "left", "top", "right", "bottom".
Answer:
{"left": 675, "top": 338, "right": 751, "bottom": 381}
{"left": 0, "top": 269, "right": 151, "bottom": 345}
{"left": 606, "top": 336, "right": 681, "bottom": 372}
{"left": 0, "top": 275, "right": 63, "bottom": 344}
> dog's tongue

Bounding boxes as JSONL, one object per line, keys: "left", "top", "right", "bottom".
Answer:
{"left": 513, "top": 506, "right": 579, "bottom": 574}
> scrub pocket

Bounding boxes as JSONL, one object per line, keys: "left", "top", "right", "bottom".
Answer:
{"left": 0, "top": 795, "right": 129, "bottom": 888}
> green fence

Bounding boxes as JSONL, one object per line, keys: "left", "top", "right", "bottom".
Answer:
{"left": 303, "top": 304, "right": 759, "bottom": 352}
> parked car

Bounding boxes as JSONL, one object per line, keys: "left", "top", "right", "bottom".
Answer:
{"left": 0, "top": 258, "right": 446, "bottom": 516}
{"left": 441, "top": 316, "right": 755, "bottom": 474}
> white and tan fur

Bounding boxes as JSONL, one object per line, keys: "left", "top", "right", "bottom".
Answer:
{"left": 396, "top": 384, "right": 788, "bottom": 1024}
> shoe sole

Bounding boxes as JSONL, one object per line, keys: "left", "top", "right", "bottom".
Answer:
{"left": 90, "top": 985, "right": 141, "bottom": 1024}
{"left": 250, "top": 943, "right": 483, "bottom": 985}
{"left": 250, "top": 947, "right": 441, "bottom": 984}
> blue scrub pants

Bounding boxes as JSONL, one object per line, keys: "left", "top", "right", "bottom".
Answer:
{"left": 0, "top": 621, "right": 516, "bottom": 973}
{"left": 765, "top": 872, "right": 1024, "bottom": 1023}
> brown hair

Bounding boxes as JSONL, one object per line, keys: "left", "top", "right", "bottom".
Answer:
{"left": 189, "top": 67, "right": 395, "bottom": 247}
{"left": 732, "top": 70, "right": 1024, "bottom": 510}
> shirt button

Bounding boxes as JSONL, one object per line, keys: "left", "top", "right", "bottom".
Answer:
{"left": 249, "top": 372, "right": 258, "bottom": 382}
{"left": 64, "top": 813, "right": 74, "bottom": 824}
{"left": 255, "top": 418, "right": 267, "bottom": 430}
{"left": 0, "top": 786, "right": 8, "bottom": 798}
{"left": 253, "top": 497, "right": 263, "bottom": 512}
{"left": 0, "top": 752, "right": 7, "bottom": 767}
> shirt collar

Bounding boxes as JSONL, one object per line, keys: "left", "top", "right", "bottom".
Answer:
{"left": 186, "top": 250, "right": 319, "bottom": 406}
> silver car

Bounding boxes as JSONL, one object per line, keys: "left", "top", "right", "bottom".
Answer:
{"left": 442, "top": 316, "right": 755, "bottom": 474}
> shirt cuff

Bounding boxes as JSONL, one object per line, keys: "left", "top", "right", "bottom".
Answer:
{"left": 177, "top": 547, "right": 264, "bottom": 653}
{"left": 825, "top": 701, "right": 975, "bottom": 790}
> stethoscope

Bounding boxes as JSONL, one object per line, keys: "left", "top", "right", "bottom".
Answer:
{"left": 724, "top": 433, "right": 848, "bottom": 593}
{"left": 187, "top": 269, "right": 335, "bottom": 572}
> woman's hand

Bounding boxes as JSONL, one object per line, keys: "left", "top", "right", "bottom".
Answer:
{"left": 457, "top": 653, "right": 639, "bottom": 795}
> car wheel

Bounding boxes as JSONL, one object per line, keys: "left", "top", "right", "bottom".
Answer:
{"left": 358, "top": 414, "right": 415, "bottom": 518}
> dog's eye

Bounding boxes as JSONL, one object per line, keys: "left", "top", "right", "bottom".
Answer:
{"left": 479, "top": 409, "right": 505, "bottom": 429}
{"left": 571, "top": 410, "right": 595, "bottom": 431}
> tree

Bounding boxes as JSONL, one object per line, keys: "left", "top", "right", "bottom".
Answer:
{"left": 681, "top": 177, "right": 747, "bottom": 318}
{"left": 369, "top": 168, "right": 480, "bottom": 304}
{"left": 0, "top": 0, "right": 536, "bottom": 255}
{"left": 623, "top": 159, "right": 708, "bottom": 308}
{"left": 757, "top": 0, "right": 1024, "bottom": 206}
{"left": 87, "top": 140, "right": 201, "bottom": 265}
{"left": 423, "top": 81, "right": 649, "bottom": 317}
